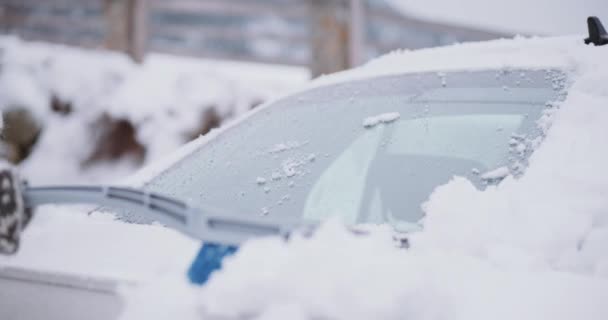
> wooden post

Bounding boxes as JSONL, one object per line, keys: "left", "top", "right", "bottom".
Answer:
{"left": 129, "top": 0, "right": 147, "bottom": 63}
{"left": 309, "top": 0, "right": 349, "bottom": 78}
{"left": 349, "top": 0, "right": 366, "bottom": 67}
{"left": 309, "top": 0, "right": 366, "bottom": 78}
{"left": 0, "top": 5, "right": 8, "bottom": 33}
{"left": 104, "top": 0, "right": 147, "bottom": 63}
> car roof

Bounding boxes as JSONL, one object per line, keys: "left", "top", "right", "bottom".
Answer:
{"left": 311, "top": 36, "right": 593, "bottom": 89}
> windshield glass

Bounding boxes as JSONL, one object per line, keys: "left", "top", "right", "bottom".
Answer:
{"left": 139, "top": 69, "right": 565, "bottom": 228}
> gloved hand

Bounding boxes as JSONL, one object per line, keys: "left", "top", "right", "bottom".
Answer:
{"left": 0, "top": 162, "right": 33, "bottom": 254}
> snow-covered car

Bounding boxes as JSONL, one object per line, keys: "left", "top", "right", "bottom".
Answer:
{"left": 130, "top": 67, "right": 564, "bottom": 235}
{"left": 2, "top": 17, "right": 608, "bottom": 320}
{"left": 132, "top": 16, "right": 606, "bottom": 236}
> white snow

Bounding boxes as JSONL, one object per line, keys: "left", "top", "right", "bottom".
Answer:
{"left": 314, "top": 36, "right": 596, "bottom": 88}
{"left": 480, "top": 166, "right": 510, "bottom": 180}
{"left": 121, "top": 222, "right": 608, "bottom": 320}
{"left": 261, "top": 207, "right": 270, "bottom": 216}
{"left": 268, "top": 141, "right": 305, "bottom": 154}
{"left": 271, "top": 171, "right": 282, "bottom": 181}
{"left": 281, "top": 159, "right": 300, "bottom": 177}
{"left": 0, "top": 36, "right": 308, "bottom": 185}
{"left": 362, "top": 112, "right": 401, "bottom": 128}
{"left": 0, "top": 206, "right": 198, "bottom": 281}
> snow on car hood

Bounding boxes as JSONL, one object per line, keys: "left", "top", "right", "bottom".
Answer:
{"left": 120, "top": 37, "right": 608, "bottom": 320}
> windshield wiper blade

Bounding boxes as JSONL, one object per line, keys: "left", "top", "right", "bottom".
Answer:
{"left": 0, "top": 166, "right": 301, "bottom": 285}
{"left": 24, "top": 186, "right": 297, "bottom": 246}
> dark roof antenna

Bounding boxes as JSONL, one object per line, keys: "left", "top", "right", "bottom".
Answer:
{"left": 584, "top": 16, "right": 608, "bottom": 46}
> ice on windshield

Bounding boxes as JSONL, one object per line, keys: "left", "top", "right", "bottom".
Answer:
{"left": 142, "top": 69, "right": 565, "bottom": 228}
{"left": 362, "top": 112, "right": 401, "bottom": 128}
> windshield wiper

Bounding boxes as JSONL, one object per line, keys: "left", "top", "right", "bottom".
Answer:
{"left": 24, "top": 186, "right": 297, "bottom": 245}
{"left": 0, "top": 165, "right": 300, "bottom": 284}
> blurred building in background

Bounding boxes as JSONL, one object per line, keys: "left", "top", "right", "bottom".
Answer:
{"left": 0, "top": 0, "right": 509, "bottom": 77}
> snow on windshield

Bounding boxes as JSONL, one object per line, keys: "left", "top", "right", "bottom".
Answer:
{"left": 119, "top": 39, "right": 608, "bottom": 320}
{"left": 362, "top": 112, "right": 401, "bottom": 128}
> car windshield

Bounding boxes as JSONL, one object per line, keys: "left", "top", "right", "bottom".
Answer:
{"left": 138, "top": 69, "right": 565, "bottom": 229}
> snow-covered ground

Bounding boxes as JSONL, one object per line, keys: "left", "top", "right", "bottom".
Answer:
{"left": 0, "top": 36, "right": 308, "bottom": 185}
{"left": 1, "top": 35, "right": 608, "bottom": 320}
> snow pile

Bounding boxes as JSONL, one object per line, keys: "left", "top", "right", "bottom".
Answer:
{"left": 0, "top": 36, "right": 307, "bottom": 184}
{"left": 479, "top": 166, "right": 510, "bottom": 180}
{"left": 0, "top": 205, "right": 199, "bottom": 281}
{"left": 122, "top": 223, "right": 608, "bottom": 320}
{"left": 362, "top": 111, "right": 401, "bottom": 128}
{"left": 120, "top": 37, "right": 608, "bottom": 319}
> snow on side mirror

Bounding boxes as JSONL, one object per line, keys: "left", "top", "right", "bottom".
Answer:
{"left": 0, "top": 162, "right": 32, "bottom": 255}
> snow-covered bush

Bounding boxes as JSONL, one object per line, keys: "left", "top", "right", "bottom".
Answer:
{"left": 0, "top": 36, "right": 307, "bottom": 184}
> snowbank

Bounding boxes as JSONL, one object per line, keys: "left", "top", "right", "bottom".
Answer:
{"left": 0, "top": 205, "right": 198, "bottom": 281}
{"left": 118, "top": 37, "right": 608, "bottom": 319}
{"left": 0, "top": 36, "right": 308, "bottom": 184}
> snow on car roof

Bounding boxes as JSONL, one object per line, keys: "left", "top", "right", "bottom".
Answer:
{"left": 314, "top": 36, "right": 599, "bottom": 87}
